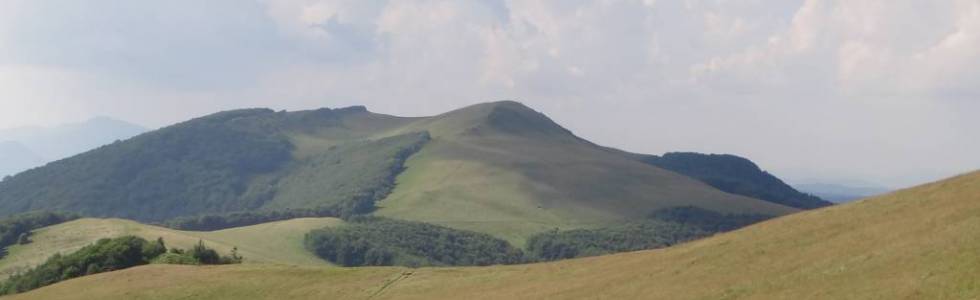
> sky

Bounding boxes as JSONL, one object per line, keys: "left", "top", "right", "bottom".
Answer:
{"left": 1, "top": 0, "right": 978, "bottom": 188}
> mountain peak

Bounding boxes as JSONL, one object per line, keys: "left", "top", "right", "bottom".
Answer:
{"left": 421, "top": 101, "right": 578, "bottom": 140}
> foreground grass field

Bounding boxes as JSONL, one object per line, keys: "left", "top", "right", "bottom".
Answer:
{"left": 11, "top": 170, "right": 979, "bottom": 299}
{"left": 0, "top": 217, "right": 343, "bottom": 278}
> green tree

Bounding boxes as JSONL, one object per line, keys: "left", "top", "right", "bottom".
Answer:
{"left": 189, "top": 240, "right": 220, "bottom": 265}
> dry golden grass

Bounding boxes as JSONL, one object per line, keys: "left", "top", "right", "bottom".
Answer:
{"left": 10, "top": 170, "right": 979, "bottom": 300}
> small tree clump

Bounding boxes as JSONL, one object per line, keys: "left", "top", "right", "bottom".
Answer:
{"left": 16, "top": 233, "right": 29, "bottom": 245}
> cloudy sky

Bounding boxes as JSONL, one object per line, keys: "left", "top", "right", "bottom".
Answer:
{"left": 1, "top": 0, "right": 978, "bottom": 187}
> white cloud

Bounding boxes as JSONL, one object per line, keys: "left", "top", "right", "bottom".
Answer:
{"left": 0, "top": 0, "right": 977, "bottom": 187}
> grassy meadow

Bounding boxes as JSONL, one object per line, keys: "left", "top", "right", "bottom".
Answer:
{"left": 0, "top": 217, "right": 343, "bottom": 279}
{"left": 11, "top": 171, "right": 978, "bottom": 299}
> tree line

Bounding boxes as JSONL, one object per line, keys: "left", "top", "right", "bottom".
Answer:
{"left": 526, "top": 206, "right": 772, "bottom": 261}
{"left": 304, "top": 216, "right": 524, "bottom": 267}
{"left": 304, "top": 207, "right": 775, "bottom": 267}
{"left": 0, "top": 236, "right": 241, "bottom": 296}
{"left": 0, "top": 212, "right": 79, "bottom": 258}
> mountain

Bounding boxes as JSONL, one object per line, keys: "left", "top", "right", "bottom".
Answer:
{"left": 0, "top": 101, "right": 797, "bottom": 244}
{"left": 793, "top": 182, "right": 891, "bottom": 203}
{"left": 0, "top": 142, "right": 44, "bottom": 178}
{"left": 14, "top": 170, "right": 978, "bottom": 300}
{"left": 0, "top": 117, "right": 146, "bottom": 177}
{"left": 374, "top": 102, "right": 796, "bottom": 243}
{"left": 638, "top": 152, "right": 833, "bottom": 209}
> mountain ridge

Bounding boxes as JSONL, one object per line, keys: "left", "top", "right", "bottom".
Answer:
{"left": 0, "top": 101, "right": 800, "bottom": 244}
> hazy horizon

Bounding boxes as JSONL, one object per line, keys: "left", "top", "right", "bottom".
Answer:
{"left": 2, "top": 0, "right": 978, "bottom": 188}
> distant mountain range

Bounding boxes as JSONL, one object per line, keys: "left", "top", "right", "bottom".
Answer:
{"left": 0, "top": 141, "right": 45, "bottom": 177}
{"left": 0, "top": 101, "right": 822, "bottom": 244}
{"left": 792, "top": 182, "right": 892, "bottom": 203}
{"left": 0, "top": 117, "right": 147, "bottom": 177}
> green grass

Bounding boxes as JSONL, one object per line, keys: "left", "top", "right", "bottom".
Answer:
{"left": 12, "top": 170, "right": 979, "bottom": 299}
{"left": 0, "top": 217, "right": 343, "bottom": 279}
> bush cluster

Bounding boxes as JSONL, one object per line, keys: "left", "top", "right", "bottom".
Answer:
{"left": 305, "top": 217, "right": 524, "bottom": 267}
{"left": 0, "top": 236, "right": 240, "bottom": 296}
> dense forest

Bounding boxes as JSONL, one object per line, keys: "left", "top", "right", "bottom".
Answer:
{"left": 0, "top": 109, "right": 294, "bottom": 221}
{"left": 0, "top": 106, "right": 429, "bottom": 227}
{"left": 525, "top": 206, "right": 773, "bottom": 261}
{"left": 305, "top": 217, "right": 524, "bottom": 267}
{"left": 0, "top": 212, "right": 78, "bottom": 258}
{"left": 640, "top": 152, "right": 833, "bottom": 209}
{"left": 525, "top": 221, "right": 707, "bottom": 261}
{"left": 649, "top": 206, "right": 773, "bottom": 232}
{"left": 0, "top": 236, "right": 239, "bottom": 296}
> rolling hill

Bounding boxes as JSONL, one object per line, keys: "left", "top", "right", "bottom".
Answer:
{"left": 0, "top": 101, "right": 801, "bottom": 244}
{"left": 11, "top": 170, "right": 978, "bottom": 299}
{"left": 0, "top": 217, "right": 343, "bottom": 279}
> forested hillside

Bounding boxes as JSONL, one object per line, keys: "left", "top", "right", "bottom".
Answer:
{"left": 0, "top": 107, "right": 427, "bottom": 225}
{"left": 640, "top": 152, "right": 832, "bottom": 209}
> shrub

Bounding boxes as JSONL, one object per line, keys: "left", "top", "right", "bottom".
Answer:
{"left": 0, "top": 236, "right": 159, "bottom": 295}
{"left": 0, "top": 236, "right": 242, "bottom": 296}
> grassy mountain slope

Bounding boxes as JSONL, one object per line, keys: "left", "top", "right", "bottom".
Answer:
{"left": 0, "top": 217, "right": 343, "bottom": 279}
{"left": 15, "top": 170, "right": 979, "bottom": 299}
{"left": 639, "top": 152, "right": 833, "bottom": 209}
{"left": 377, "top": 102, "right": 797, "bottom": 244}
